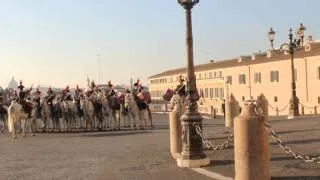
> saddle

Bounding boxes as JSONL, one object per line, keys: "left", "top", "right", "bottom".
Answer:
{"left": 92, "top": 101, "right": 103, "bottom": 113}
{"left": 108, "top": 96, "right": 120, "bottom": 110}
{"left": 20, "top": 100, "right": 33, "bottom": 117}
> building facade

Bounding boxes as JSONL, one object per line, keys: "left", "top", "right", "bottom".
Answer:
{"left": 148, "top": 41, "right": 320, "bottom": 116}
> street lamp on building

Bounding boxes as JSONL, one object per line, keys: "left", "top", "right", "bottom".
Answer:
{"left": 177, "top": 0, "right": 210, "bottom": 167}
{"left": 268, "top": 24, "right": 306, "bottom": 119}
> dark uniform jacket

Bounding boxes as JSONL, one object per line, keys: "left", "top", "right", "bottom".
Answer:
{"left": 176, "top": 84, "right": 186, "bottom": 97}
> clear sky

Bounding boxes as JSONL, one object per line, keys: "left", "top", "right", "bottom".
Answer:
{"left": 1, "top": 0, "right": 319, "bottom": 88}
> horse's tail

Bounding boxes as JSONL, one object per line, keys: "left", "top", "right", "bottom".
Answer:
{"left": 7, "top": 104, "right": 14, "bottom": 133}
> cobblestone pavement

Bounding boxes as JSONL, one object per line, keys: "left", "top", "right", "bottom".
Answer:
{"left": 1, "top": 113, "right": 320, "bottom": 180}
{"left": 0, "top": 114, "right": 211, "bottom": 180}
{"left": 201, "top": 115, "right": 320, "bottom": 180}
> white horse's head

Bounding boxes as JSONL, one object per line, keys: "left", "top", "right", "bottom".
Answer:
{"left": 39, "top": 94, "right": 47, "bottom": 106}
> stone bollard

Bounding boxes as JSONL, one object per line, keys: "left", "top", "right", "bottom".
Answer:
{"left": 169, "top": 111, "right": 182, "bottom": 160}
{"left": 213, "top": 108, "right": 217, "bottom": 119}
{"left": 275, "top": 107, "right": 279, "bottom": 116}
{"left": 225, "top": 94, "right": 240, "bottom": 127}
{"left": 234, "top": 96, "right": 270, "bottom": 180}
{"left": 314, "top": 106, "right": 318, "bottom": 115}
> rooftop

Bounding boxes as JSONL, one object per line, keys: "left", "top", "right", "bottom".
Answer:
{"left": 148, "top": 42, "right": 320, "bottom": 79}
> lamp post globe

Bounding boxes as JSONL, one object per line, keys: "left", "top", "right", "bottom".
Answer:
{"left": 268, "top": 27, "right": 276, "bottom": 50}
{"left": 177, "top": 0, "right": 210, "bottom": 168}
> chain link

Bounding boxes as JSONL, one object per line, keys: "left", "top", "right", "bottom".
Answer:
{"left": 278, "top": 103, "right": 290, "bottom": 112}
{"left": 254, "top": 106, "right": 320, "bottom": 164}
{"left": 193, "top": 123, "right": 233, "bottom": 151}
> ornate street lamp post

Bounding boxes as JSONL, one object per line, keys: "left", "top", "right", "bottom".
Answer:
{"left": 177, "top": 0, "right": 210, "bottom": 167}
{"left": 268, "top": 24, "right": 306, "bottom": 119}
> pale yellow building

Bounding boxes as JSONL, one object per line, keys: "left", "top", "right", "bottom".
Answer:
{"left": 148, "top": 41, "right": 320, "bottom": 116}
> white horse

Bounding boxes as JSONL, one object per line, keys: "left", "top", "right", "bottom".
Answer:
{"left": 61, "top": 100, "right": 78, "bottom": 131}
{"left": 80, "top": 97, "right": 95, "bottom": 130}
{"left": 170, "top": 94, "right": 187, "bottom": 117}
{"left": 124, "top": 93, "right": 139, "bottom": 129}
{"left": 101, "top": 94, "right": 111, "bottom": 129}
{"left": 39, "top": 95, "right": 53, "bottom": 132}
{"left": 125, "top": 92, "right": 149, "bottom": 129}
{"left": 7, "top": 101, "right": 35, "bottom": 138}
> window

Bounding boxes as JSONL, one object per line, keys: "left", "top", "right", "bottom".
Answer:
{"left": 219, "top": 71, "right": 222, "bottom": 77}
{"left": 227, "top": 76, "right": 232, "bottom": 85}
{"left": 205, "top": 88, "right": 208, "bottom": 98}
{"left": 199, "top": 89, "right": 204, "bottom": 97}
{"left": 317, "top": 67, "right": 320, "bottom": 80}
{"left": 210, "top": 88, "right": 213, "bottom": 98}
{"left": 270, "top": 70, "right": 279, "bottom": 82}
{"left": 294, "top": 69, "right": 297, "bottom": 81}
{"left": 209, "top": 72, "right": 213, "bottom": 79}
{"left": 219, "top": 88, "right": 224, "bottom": 99}
{"left": 214, "top": 72, "right": 217, "bottom": 78}
{"left": 242, "top": 96, "right": 245, "bottom": 101}
{"left": 199, "top": 73, "right": 202, "bottom": 79}
{"left": 254, "top": 72, "right": 262, "bottom": 83}
{"left": 214, "top": 88, "right": 219, "bottom": 98}
{"left": 274, "top": 96, "right": 278, "bottom": 102}
{"left": 239, "top": 74, "right": 246, "bottom": 84}
{"left": 204, "top": 73, "right": 207, "bottom": 79}
{"left": 318, "top": 97, "right": 320, "bottom": 104}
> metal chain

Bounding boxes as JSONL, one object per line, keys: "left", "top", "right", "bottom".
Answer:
{"left": 193, "top": 123, "right": 233, "bottom": 151}
{"left": 268, "top": 103, "right": 289, "bottom": 112}
{"left": 254, "top": 106, "right": 320, "bottom": 164}
{"left": 278, "top": 103, "right": 290, "bottom": 112}
{"left": 268, "top": 103, "right": 276, "bottom": 110}
{"left": 299, "top": 102, "right": 317, "bottom": 110}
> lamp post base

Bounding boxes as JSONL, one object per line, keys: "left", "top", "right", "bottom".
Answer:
{"left": 177, "top": 156, "right": 210, "bottom": 168}
{"left": 288, "top": 96, "right": 300, "bottom": 119}
{"left": 176, "top": 112, "right": 210, "bottom": 168}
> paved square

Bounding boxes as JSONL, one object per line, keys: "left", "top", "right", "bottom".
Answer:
{"left": 1, "top": 113, "right": 320, "bottom": 180}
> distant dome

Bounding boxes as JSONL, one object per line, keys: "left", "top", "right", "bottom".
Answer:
{"left": 8, "top": 77, "right": 18, "bottom": 89}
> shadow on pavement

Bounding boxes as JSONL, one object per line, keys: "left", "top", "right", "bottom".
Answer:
{"left": 209, "top": 159, "right": 234, "bottom": 166}
{"left": 276, "top": 128, "right": 320, "bottom": 135}
{"left": 270, "top": 138, "right": 320, "bottom": 145}
{"left": 271, "top": 176, "right": 320, "bottom": 180}
{"left": 271, "top": 156, "right": 299, "bottom": 161}
{"left": 81, "top": 131, "right": 153, "bottom": 137}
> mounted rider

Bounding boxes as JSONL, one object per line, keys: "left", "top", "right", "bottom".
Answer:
{"left": 133, "top": 80, "right": 147, "bottom": 108}
{"left": 175, "top": 75, "right": 186, "bottom": 98}
{"left": 45, "top": 86, "right": 56, "bottom": 104}
{"left": 86, "top": 81, "right": 96, "bottom": 98}
{"left": 74, "top": 85, "right": 83, "bottom": 101}
{"left": 16, "top": 80, "right": 33, "bottom": 117}
{"left": 33, "top": 87, "right": 42, "bottom": 117}
{"left": 74, "top": 85, "right": 84, "bottom": 117}
{"left": 92, "top": 85, "right": 103, "bottom": 112}
{"left": 107, "top": 81, "right": 120, "bottom": 109}
{"left": 62, "top": 85, "right": 72, "bottom": 101}
{"left": 17, "top": 80, "right": 33, "bottom": 103}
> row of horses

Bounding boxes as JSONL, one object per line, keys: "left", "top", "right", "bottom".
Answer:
{"left": 1, "top": 90, "right": 152, "bottom": 138}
